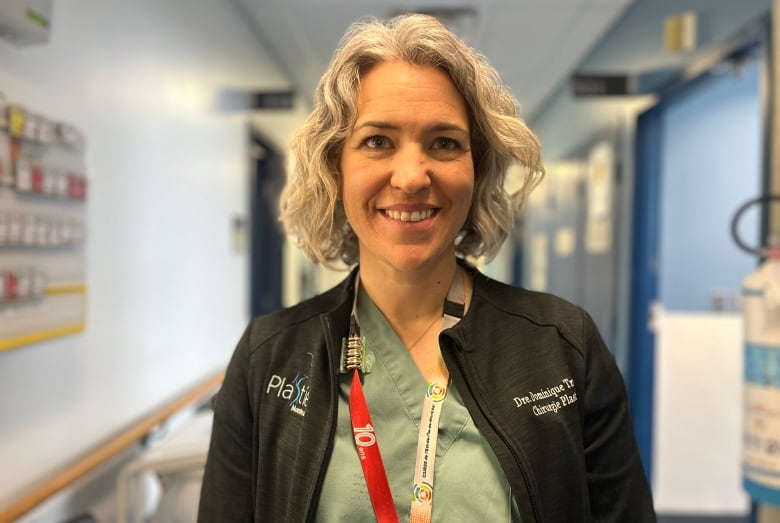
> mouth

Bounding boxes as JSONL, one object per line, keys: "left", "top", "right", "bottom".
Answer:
{"left": 384, "top": 209, "right": 436, "bottom": 223}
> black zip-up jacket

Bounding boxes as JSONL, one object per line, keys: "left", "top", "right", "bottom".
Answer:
{"left": 198, "top": 266, "right": 655, "bottom": 522}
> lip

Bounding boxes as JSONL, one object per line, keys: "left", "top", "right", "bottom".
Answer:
{"left": 380, "top": 203, "right": 439, "bottom": 212}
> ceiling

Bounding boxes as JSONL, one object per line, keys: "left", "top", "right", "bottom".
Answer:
{"left": 231, "top": 0, "right": 636, "bottom": 120}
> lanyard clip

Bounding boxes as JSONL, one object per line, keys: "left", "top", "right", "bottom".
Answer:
{"left": 340, "top": 334, "right": 375, "bottom": 374}
{"left": 340, "top": 316, "right": 374, "bottom": 374}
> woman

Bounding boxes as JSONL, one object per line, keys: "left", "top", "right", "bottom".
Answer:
{"left": 198, "top": 14, "right": 655, "bottom": 523}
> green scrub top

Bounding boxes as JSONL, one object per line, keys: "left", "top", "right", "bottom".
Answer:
{"left": 315, "top": 288, "right": 521, "bottom": 522}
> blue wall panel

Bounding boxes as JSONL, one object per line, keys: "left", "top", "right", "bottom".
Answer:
{"left": 659, "top": 62, "right": 761, "bottom": 311}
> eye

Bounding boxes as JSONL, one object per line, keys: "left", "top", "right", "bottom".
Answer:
{"left": 432, "top": 137, "right": 460, "bottom": 151}
{"left": 363, "top": 135, "right": 391, "bottom": 150}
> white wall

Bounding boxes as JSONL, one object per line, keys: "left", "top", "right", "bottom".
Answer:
{"left": 0, "top": 0, "right": 306, "bottom": 512}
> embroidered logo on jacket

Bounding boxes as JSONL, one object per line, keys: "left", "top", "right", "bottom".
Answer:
{"left": 513, "top": 377, "right": 578, "bottom": 416}
{"left": 266, "top": 352, "right": 314, "bottom": 417}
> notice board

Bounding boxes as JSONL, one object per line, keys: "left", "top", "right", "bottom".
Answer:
{"left": 0, "top": 96, "right": 88, "bottom": 350}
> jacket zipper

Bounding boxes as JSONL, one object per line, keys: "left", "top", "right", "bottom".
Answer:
{"left": 304, "top": 314, "right": 341, "bottom": 523}
{"left": 444, "top": 338, "right": 543, "bottom": 522}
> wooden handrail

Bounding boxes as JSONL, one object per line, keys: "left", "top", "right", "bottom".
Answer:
{"left": 0, "top": 371, "right": 224, "bottom": 523}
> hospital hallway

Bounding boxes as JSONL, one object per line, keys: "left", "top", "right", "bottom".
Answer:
{"left": 2, "top": 0, "right": 780, "bottom": 521}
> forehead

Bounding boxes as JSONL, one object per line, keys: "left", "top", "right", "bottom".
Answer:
{"left": 354, "top": 60, "right": 469, "bottom": 126}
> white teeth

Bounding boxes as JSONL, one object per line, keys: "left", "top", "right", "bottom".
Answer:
{"left": 385, "top": 209, "right": 434, "bottom": 222}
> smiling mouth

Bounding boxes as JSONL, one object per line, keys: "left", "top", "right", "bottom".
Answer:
{"left": 384, "top": 209, "right": 435, "bottom": 222}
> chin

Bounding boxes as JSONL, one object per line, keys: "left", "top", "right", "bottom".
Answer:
{"left": 387, "top": 250, "right": 455, "bottom": 273}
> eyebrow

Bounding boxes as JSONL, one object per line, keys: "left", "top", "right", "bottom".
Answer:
{"left": 354, "top": 120, "right": 469, "bottom": 134}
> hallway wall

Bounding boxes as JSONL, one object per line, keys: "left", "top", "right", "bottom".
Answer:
{"left": 527, "top": 0, "right": 773, "bottom": 516}
{"left": 0, "top": 0, "right": 306, "bottom": 513}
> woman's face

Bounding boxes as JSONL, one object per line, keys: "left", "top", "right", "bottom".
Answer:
{"left": 339, "top": 60, "right": 474, "bottom": 274}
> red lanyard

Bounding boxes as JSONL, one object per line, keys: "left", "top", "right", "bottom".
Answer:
{"left": 349, "top": 369, "right": 401, "bottom": 523}
{"left": 345, "top": 269, "right": 465, "bottom": 523}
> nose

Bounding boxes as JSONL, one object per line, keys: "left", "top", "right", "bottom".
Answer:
{"left": 390, "top": 144, "right": 431, "bottom": 194}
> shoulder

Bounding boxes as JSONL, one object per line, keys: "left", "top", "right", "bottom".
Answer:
{"left": 467, "top": 268, "right": 597, "bottom": 356}
{"left": 244, "top": 270, "right": 355, "bottom": 355}
{"left": 472, "top": 271, "right": 586, "bottom": 322}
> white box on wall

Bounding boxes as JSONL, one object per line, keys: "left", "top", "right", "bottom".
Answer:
{"left": 0, "top": 0, "right": 52, "bottom": 47}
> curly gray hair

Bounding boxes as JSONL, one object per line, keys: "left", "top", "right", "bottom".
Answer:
{"left": 280, "top": 13, "right": 544, "bottom": 268}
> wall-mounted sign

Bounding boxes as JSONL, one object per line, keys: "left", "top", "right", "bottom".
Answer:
{"left": 252, "top": 91, "right": 294, "bottom": 110}
{"left": 571, "top": 74, "right": 632, "bottom": 96}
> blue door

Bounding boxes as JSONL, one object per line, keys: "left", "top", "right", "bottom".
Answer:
{"left": 630, "top": 52, "right": 763, "bottom": 510}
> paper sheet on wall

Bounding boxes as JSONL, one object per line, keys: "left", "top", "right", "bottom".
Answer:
{"left": 530, "top": 233, "right": 548, "bottom": 291}
{"left": 584, "top": 142, "right": 614, "bottom": 254}
{"left": 585, "top": 218, "right": 612, "bottom": 254}
{"left": 554, "top": 227, "right": 576, "bottom": 258}
{"left": 652, "top": 310, "right": 750, "bottom": 513}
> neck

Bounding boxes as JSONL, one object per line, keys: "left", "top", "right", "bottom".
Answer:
{"left": 358, "top": 258, "right": 459, "bottom": 331}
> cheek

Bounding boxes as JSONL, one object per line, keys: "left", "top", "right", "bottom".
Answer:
{"left": 338, "top": 154, "right": 356, "bottom": 202}
{"left": 340, "top": 175, "right": 369, "bottom": 224}
{"left": 342, "top": 159, "right": 386, "bottom": 200}
{"left": 457, "top": 168, "right": 476, "bottom": 204}
{"left": 455, "top": 174, "right": 475, "bottom": 222}
{"left": 340, "top": 171, "right": 360, "bottom": 204}
{"left": 461, "top": 188, "right": 475, "bottom": 221}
